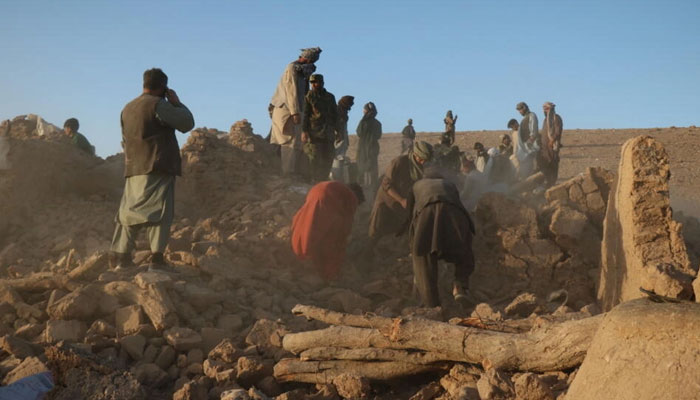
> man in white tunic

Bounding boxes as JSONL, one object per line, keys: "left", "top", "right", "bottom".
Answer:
{"left": 269, "top": 47, "right": 322, "bottom": 176}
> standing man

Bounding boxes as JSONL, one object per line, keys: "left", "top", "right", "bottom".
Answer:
{"left": 443, "top": 110, "right": 458, "bottom": 146}
{"left": 269, "top": 47, "right": 322, "bottom": 177}
{"left": 401, "top": 118, "right": 416, "bottom": 154}
{"left": 539, "top": 101, "right": 563, "bottom": 187}
{"left": 63, "top": 118, "right": 95, "bottom": 155}
{"left": 302, "top": 74, "right": 338, "bottom": 182}
{"left": 356, "top": 102, "right": 382, "bottom": 188}
{"left": 515, "top": 102, "right": 539, "bottom": 179}
{"left": 110, "top": 68, "right": 194, "bottom": 271}
{"left": 331, "top": 95, "right": 354, "bottom": 182}
{"left": 407, "top": 174, "right": 475, "bottom": 307}
{"left": 291, "top": 181, "right": 365, "bottom": 280}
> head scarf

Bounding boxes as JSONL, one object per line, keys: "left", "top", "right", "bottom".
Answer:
{"left": 300, "top": 47, "right": 322, "bottom": 63}
{"left": 363, "top": 102, "right": 377, "bottom": 119}
{"left": 338, "top": 95, "right": 354, "bottom": 119}
{"left": 409, "top": 140, "right": 433, "bottom": 181}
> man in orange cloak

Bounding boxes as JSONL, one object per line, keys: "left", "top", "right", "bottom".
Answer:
{"left": 291, "top": 181, "right": 364, "bottom": 280}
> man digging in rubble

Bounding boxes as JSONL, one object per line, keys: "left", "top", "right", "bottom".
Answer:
{"left": 291, "top": 181, "right": 365, "bottom": 280}
{"left": 269, "top": 47, "right": 322, "bottom": 177}
{"left": 63, "top": 118, "right": 95, "bottom": 155}
{"left": 109, "top": 68, "right": 194, "bottom": 271}
{"left": 302, "top": 74, "right": 338, "bottom": 182}
{"left": 405, "top": 171, "right": 475, "bottom": 307}
{"left": 365, "top": 141, "right": 433, "bottom": 258}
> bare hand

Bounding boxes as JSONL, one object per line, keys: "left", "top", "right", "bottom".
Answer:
{"left": 165, "top": 89, "right": 181, "bottom": 106}
{"left": 301, "top": 132, "right": 309, "bottom": 143}
{"left": 292, "top": 114, "right": 301, "bottom": 125}
{"left": 400, "top": 198, "right": 408, "bottom": 209}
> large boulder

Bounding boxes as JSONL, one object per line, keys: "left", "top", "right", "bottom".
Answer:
{"left": 598, "top": 136, "right": 696, "bottom": 311}
{"left": 567, "top": 299, "right": 700, "bottom": 400}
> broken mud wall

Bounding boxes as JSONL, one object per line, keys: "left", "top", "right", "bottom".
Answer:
{"left": 567, "top": 299, "right": 700, "bottom": 400}
{"left": 470, "top": 167, "right": 613, "bottom": 308}
{"left": 598, "top": 136, "right": 696, "bottom": 311}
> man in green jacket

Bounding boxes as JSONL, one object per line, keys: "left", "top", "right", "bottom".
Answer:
{"left": 302, "top": 74, "right": 338, "bottom": 182}
{"left": 63, "top": 118, "right": 94, "bottom": 155}
{"left": 110, "top": 68, "right": 195, "bottom": 271}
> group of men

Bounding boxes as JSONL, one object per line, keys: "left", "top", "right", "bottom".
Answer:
{"left": 101, "top": 48, "right": 563, "bottom": 310}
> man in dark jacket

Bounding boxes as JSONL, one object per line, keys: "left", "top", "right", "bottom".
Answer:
{"left": 110, "top": 68, "right": 194, "bottom": 271}
{"left": 407, "top": 174, "right": 475, "bottom": 307}
{"left": 302, "top": 74, "right": 337, "bottom": 182}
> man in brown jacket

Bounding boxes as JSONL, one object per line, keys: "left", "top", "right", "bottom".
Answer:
{"left": 408, "top": 173, "right": 475, "bottom": 307}
{"left": 110, "top": 68, "right": 195, "bottom": 271}
{"left": 538, "top": 101, "right": 563, "bottom": 187}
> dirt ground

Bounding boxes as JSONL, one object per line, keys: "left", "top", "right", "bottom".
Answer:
{"left": 349, "top": 126, "right": 700, "bottom": 217}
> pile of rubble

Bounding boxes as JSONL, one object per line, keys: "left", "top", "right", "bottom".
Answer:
{"left": 1, "top": 115, "right": 699, "bottom": 399}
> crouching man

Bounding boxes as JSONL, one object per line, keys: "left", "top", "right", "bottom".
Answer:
{"left": 291, "top": 181, "right": 365, "bottom": 280}
{"left": 406, "top": 173, "right": 475, "bottom": 307}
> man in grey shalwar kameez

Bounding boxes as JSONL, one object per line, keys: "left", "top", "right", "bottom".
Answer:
{"left": 269, "top": 47, "right": 322, "bottom": 177}
{"left": 110, "top": 68, "right": 194, "bottom": 270}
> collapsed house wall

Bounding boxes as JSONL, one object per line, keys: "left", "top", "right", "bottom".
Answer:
{"left": 470, "top": 167, "right": 613, "bottom": 308}
{"left": 597, "top": 136, "right": 696, "bottom": 311}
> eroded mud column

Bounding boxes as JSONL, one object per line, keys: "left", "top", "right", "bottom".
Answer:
{"left": 598, "top": 136, "right": 695, "bottom": 311}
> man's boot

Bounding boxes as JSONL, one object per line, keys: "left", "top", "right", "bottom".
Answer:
{"left": 148, "top": 252, "right": 178, "bottom": 273}
{"left": 452, "top": 281, "right": 469, "bottom": 304}
{"left": 109, "top": 252, "right": 133, "bottom": 272}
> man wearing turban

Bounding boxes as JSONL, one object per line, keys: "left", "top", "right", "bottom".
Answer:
{"left": 269, "top": 47, "right": 322, "bottom": 177}
{"left": 538, "top": 102, "right": 563, "bottom": 187}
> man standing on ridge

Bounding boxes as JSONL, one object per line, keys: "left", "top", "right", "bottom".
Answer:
{"left": 302, "top": 74, "right": 338, "bottom": 182}
{"left": 110, "top": 68, "right": 194, "bottom": 271}
{"left": 269, "top": 47, "right": 322, "bottom": 177}
{"left": 63, "top": 118, "right": 95, "bottom": 155}
{"left": 539, "top": 101, "right": 563, "bottom": 187}
{"left": 401, "top": 118, "right": 416, "bottom": 154}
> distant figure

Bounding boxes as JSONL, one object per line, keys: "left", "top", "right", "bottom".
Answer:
{"left": 291, "top": 181, "right": 365, "bottom": 280}
{"left": 63, "top": 118, "right": 94, "bottom": 155}
{"left": 269, "top": 47, "right": 322, "bottom": 177}
{"left": 507, "top": 118, "right": 520, "bottom": 172}
{"left": 515, "top": 102, "right": 539, "bottom": 179}
{"left": 302, "top": 74, "right": 337, "bottom": 182}
{"left": 368, "top": 141, "right": 433, "bottom": 242}
{"left": 407, "top": 176, "right": 475, "bottom": 307}
{"left": 331, "top": 95, "right": 354, "bottom": 182}
{"left": 460, "top": 158, "right": 489, "bottom": 211}
{"left": 484, "top": 147, "right": 515, "bottom": 186}
{"left": 498, "top": 133, "right": 513, "bottom": 158}
{"left": 539, "top": 102, "right": 563, "bottom": 187}
{"left": 433, "top": 135, "right": 462, "bottom": 172}
{"left": 443, "top": 110, "right": 458, "bottom": 145}
{"left": 473, "top": 142, "right": 489, "bottom": 172}
{"left": 110, "top": 68, "right": 195, "bottom": 271}
{"left": 356, "top": 102, "right": 382, "bottom": 188}
{"left": 401, "top": 118, "right": 416, "bottom": 154}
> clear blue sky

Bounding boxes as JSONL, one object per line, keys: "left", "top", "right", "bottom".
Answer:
{"left": 1, "top": 0, "right": 698, "bottom": 157}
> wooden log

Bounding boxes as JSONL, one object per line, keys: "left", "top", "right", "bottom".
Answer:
{"left": 3, "top": 273, "right": 71, "bottom": 292}
{"left": 300, "top": 347, "right": 453, "bottom": 365}
{"left": 274, "top": 358, "right": 448, "bottom": 383}
{"left": 285, "top": 305, "right": 603, "bottom": 372}
{"left": 508, "top": 171, "right": 546, "bottom": 195}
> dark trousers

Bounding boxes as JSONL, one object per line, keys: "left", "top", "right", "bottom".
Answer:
{"left": 307, "top": 140, "right": 334, "bottom": 182}
{"left": 412, "top": 252, "right": 474, "bottom": 307}
{"left": 539, "top": 155, "right": 560, "bottom": 187}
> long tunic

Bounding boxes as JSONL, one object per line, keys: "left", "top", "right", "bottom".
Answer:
{"left": 291, "top": 181, "right": 358, "bottom": 280}
{"left": 355, "top": 117, "right": 382, "bottom": 177}
{"left": 270, "top": 61, "right": 307, "bottom": 147}
{"left": 540, "top": 112, "right": 563, "bottom": 163}
{"left": 409, "top": 178, "right": 475, "bottom": 262}
{"left": 368, "top": 154, "right": 414, "bottom": 238}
